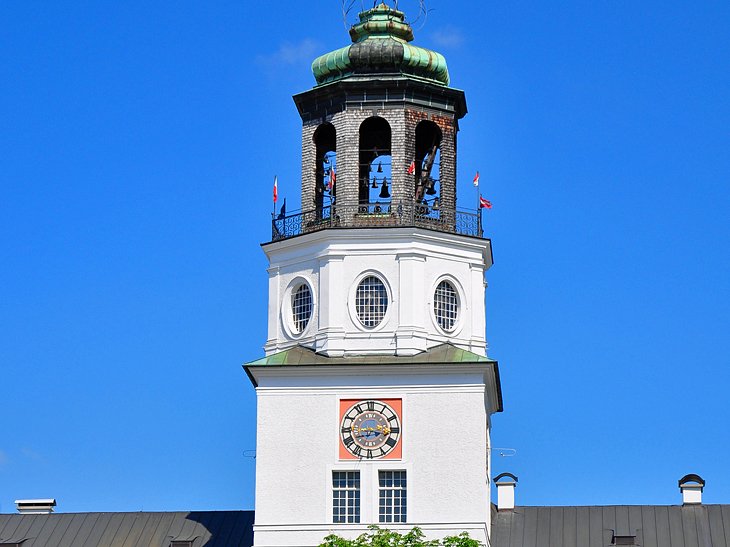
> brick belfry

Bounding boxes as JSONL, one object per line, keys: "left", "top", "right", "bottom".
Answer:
{"left": 246, "top": 3, "right": 500, "bottom": 546}
{"left": 295, "top": 3, "right": 464, "bottom": 224}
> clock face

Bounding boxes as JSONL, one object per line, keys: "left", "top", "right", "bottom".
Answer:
{"left": 340, "top": 399, "right": 401, "bottom": 460}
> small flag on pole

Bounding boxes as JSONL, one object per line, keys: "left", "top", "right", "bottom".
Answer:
{"left": 473, "top": 171, "right": 480, "bottom": 187}
{"left": 407, "top": 160, "right": 416, "bottom": 175}
{"left": 479, "top": 195, "right": 492, "bottom": 209}
{"left": 328, "top": 167, "right": 336, "bottom": 191}
{"left": 273, "top": 176, "right": 278, "bottom": 203}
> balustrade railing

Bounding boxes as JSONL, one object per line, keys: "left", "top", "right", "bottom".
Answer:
{"left": 271, "top": 201, "right": 483, "bottom": 242}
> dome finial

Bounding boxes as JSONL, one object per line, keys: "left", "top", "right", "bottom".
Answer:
{"left": 349, "top": 3, "right": 414, "bottom": 43}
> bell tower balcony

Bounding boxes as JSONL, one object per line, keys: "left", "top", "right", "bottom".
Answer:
{"left": 271, "top": 200, "right": 484, "bottom": 242}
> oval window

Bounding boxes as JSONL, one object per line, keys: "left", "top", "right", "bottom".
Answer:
{"left": 291, "top": 283, "right": 313, "bottom": 333}
{"left": 433, "top": 280, "right": 459, "bottom": 331}
{"left": 355, "top": 276, "right": 388, "bottom": 328}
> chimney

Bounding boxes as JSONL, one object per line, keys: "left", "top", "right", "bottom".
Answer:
{"left": 15, "top": 499, "right": 56, "bottom": 514}
{"left": 678, "top": 474, "right": 705, "bottom": 505}
{"left": 493, "top": 473, "right": 518, "bottom": 510}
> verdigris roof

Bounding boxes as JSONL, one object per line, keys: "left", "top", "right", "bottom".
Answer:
{"left": 246, "top": 343, "right": 494, "bottom": 367}
{"left": 244, "top": 343, "right": 502, "bottom": 412}
{"left": 491, "top": 504, "right": 730, "bottom": 547}
{"left": 0, "top": 511, "right": 254, "bottom": 547}
{"left": 311, "top": 3, "right": 449, "bottom": 86}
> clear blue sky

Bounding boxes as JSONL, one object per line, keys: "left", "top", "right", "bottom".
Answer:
{"left": 1, "top": 0, "right": 729, "bottom": 513}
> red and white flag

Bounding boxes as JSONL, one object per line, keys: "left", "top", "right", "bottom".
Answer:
{"left": 328, "top": 167, "right": 336, "bottom": 191}
{"left": 407, "top": 160, "right": 416, "bottom": 175}
{"left": 473, "top": 171, "right": 480, "bottom": 187}
{"left": 273, "top": 176, "right": 278, "bottom": 203}
{"left": 479, "top": 196, "right": 492, "bottom": 209}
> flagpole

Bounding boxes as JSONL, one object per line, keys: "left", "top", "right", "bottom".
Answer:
{"left": 475, "top": 170, "right": 482, "bottom": 237}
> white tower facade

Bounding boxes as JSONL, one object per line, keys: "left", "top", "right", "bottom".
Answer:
{"left": 246, "top": 5, "right": 502, "bottom": 546}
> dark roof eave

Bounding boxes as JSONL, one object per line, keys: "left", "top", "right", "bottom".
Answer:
{"left": 293, "top": 76, "right": 467, "bottom": 120}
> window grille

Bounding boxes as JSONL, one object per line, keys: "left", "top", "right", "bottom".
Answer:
{"left": 355, "top": 276, "right": 388, "bottom": 328}
{"left": 433, "top": 280, "right": 458, "bottom": 331}
{"left": 333, "top": 471, "right": 360, "bottom": 523}
{"left": 291, "top": 283, "right": 313, "bottom": 333}
{"left": 379, "top": 470, "right": 407, "bottom": 523}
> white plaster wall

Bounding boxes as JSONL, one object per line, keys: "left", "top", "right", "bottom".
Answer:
{"left": 252, "top": 365, "right": 493, "bottom": 547}
{"left": 263, "top": 228, "right": 492, "bottom": 358}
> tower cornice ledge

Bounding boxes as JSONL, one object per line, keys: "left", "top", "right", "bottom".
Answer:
{"left": 293, "top": 76, "right": 467, "bottom": 122}
{"left": 263, "top": 226, "right": 493, "bottom": 271}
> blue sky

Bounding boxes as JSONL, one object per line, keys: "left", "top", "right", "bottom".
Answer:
{"left": 1, "top": 0, "right": 729, "bottom": 513}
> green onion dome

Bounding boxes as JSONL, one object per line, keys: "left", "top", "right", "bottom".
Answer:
{"left": 311, "top": 3, "right": 450, "bottom": 86}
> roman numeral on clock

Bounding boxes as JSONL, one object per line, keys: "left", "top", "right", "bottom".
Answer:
{"left": 385, "top": 437, "right": 397, "bottom": 448}
{"left": 366, "top": 401, "right": 375, "bottom": 411}
{"left": 343, "top": 436, "right": 355, "bottom": 447}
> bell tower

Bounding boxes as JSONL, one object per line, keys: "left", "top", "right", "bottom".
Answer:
{"left": 265, "top": 4, "right": 488, "bottom": 358}
{"left": 247, "top": 4, "right": 502, "bottom": 545}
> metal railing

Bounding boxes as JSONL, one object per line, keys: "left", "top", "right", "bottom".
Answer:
{"left": 271, "top": 201, "right": 482, "bottom": 242}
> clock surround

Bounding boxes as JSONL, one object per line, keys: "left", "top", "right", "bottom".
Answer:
{"left": 339, "top": 398, "right": 402, "bottom": 460}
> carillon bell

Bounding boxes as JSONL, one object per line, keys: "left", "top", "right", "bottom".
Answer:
{"left": 371, "top": 178, "right": 378, "bottom": 189}
{"left": 377, "top": 161, "right": 383, "bottom": 173}
{"left": 379, "top": 177, "right": 390, "bottom": 199}
{"left": 323, "top": 155, "right": 330, "bottom": 165}
{"left": 425, "top": 177, "right": 437, "bottom": 195}
{"left": 432, "top": 198, "right": 441, "bottom": 210}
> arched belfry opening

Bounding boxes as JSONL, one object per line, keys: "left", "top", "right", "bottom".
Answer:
{"left": 359, "top": 117, "right": 392, "bottom": 211}
{"left": 314, "top": 123, "right": 336, "bottom": 216}
{"left": 414, "top": 121, "right": 442, "bottom": 207}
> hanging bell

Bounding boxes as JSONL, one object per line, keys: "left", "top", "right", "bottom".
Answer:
{"left": 425, "top": 177, "right": 437, "bottom": 195}
{"left": 379, "top": 177, "right": 390, "bottom": 199}
{"left": 432, "top": 198, "right": 441, "bottom": 210}
{"left": 323, "top": 155, "right": 330, "bottom": 165}
{"left": 371, "top": 177, "right": 378, "bottom": 189}
{"left": 377, "top": 161, "right": 383, "bottom": 173}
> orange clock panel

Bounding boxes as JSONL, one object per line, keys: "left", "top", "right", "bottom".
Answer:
{"left": 339, "top": 398, "right": 402, "bottom": 460}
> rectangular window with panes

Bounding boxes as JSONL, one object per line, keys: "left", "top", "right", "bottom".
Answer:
{"left": 332, "top": 471, "right": 360, "bottom": 523}
{"left": 378, "top": 470, "right": 407, "bottom": 523}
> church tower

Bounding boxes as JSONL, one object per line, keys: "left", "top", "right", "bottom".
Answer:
{"left": 245, "top": 4, "right": 502, "bottom": 545}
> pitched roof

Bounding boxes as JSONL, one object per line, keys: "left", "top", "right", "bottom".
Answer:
{"left": 244, "top": 343, "right": 503, "bottom": 411}
{"left": 491, "top": 504, "right": 730, "bottom": 547}
{"left": 0, "top": 511, "right": 253, "bottom": 547}
{"left": 245, "top": 343, "right": 495, "bottom": 366}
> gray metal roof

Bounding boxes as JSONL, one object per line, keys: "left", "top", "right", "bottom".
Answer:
{"left": 0, "top": 511, "right": 253, "bottom": 547}
{"left": 492, "top": 504, "right": 730, "bottom": 547}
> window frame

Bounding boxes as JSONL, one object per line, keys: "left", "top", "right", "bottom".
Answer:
{"left": 281, "top": 277, "right": 315, "bottom": 338}
{"left": 350, "top": 272, "right": 391, "bottom": 330}
{"left": 433, "top": 279, "right": 460, "bottom": 332}
{"left": 378, "top": 469, "right": 407, "bottom": 524}
{"left": 332, "top": 470, "right": 361, "bottom": 524}
{"left": 291, "top": 282, "right": 313, "bottom": 334}
{"left": 430, "top": 275, "right": 464, "bottom": 335}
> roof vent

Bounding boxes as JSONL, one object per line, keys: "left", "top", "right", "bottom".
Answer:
{"left": 612, "top": 534, "right": 637, "bottom": 545}
{"left": 678, "top": 473, "right": 705, "bottom": 505}
{"left": 15, "top": 499, "right": 56, "bottom": 514}
{"left": 493, "top": 473, "right": 518, "bottom": 511}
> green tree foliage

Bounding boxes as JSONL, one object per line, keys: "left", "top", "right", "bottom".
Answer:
{"left": 319, "top": 526, "right": 483, "bottom": 547}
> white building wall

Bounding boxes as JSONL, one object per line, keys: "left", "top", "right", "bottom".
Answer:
{"left": 263, "top": 228, "right": 492, "bottom": 358}
{"left": 252, "top": 365, "right": 493, "bottom": 546}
